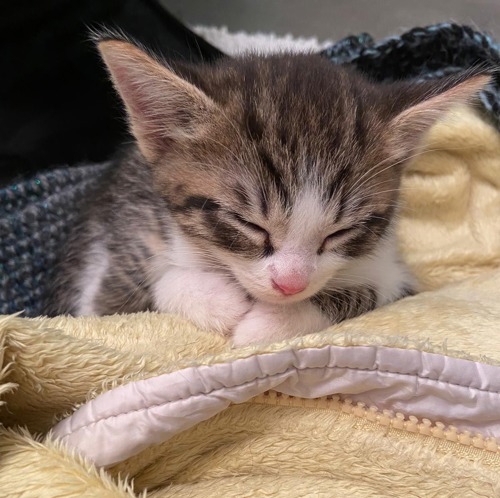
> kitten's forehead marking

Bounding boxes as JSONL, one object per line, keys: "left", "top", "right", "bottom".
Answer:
{"left": 284, "top": 186, "right": 331, "bottom": 250}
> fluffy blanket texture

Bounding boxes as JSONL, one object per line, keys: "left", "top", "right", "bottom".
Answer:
{"left": 2, "top": 23, "right": 500, "bottom": 497}
{"left": 1, "top": 102, "right": 500, "bottom": 496}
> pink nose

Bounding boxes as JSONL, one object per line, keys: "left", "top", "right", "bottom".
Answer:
{"left": 272, "top": 278, "right": 308, "bottom": 296}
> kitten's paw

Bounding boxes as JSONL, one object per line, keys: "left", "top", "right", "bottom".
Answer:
{"left": 154, "top": 269, "right": 251, "bottom": 335}
{"left": 232, "top": 301, "right": 331, "bottom": 347}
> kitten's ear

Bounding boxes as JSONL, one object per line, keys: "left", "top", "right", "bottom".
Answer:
{"left": 98, "top": 39, "right": 217, "bottom": 161}
{"left": 387, "top": 73, "right": 491, "bottom": 159}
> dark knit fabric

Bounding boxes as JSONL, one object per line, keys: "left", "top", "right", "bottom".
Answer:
{"left": 0, "top": 164, "right": 110, "bottom": 315}
{"left": 321, "top": 23, "right": 500, "bottom": 127}
{"left": 2, "top": 23, "right": 500, "bottom": 317}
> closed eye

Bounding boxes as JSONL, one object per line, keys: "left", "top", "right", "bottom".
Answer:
{"left": 319, "top": 227, "right": 355, "bottom": 254}
{"left": 232, "top": 212, "right": 269, "bottom": 236}
{"left": 324, "top": 227, "right": 354, "bottom": 241}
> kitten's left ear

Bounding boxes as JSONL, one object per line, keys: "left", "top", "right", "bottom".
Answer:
{"left": 98, "top": 38, "right": 219, "bottom": 162}
{"left": 387, "top": 73, "right": 491, "bottom": 159}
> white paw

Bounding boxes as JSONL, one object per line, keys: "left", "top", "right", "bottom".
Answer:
{"left": 232, "top": 301, "right": 331, "bottom": 347}
{"left": 153, "top": 269, "right": 252, "bottom": 335}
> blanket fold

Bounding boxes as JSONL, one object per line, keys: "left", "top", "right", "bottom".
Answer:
{"left": 2, "top": 25, "right": 500, "bottom": 497}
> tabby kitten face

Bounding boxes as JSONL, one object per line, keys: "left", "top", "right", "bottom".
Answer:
{"left": 98, "top": 37, "right": 489, "bottom": 305}
{"left": 164, "top": 128, "right": 397, "bottom": 305}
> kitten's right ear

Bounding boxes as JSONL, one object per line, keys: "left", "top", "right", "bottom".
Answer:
{"left": 98, "top": 39, "right": 218, "bottom": 162}
{"left": 386, "top": 73, "right": 491, "bottom": 161}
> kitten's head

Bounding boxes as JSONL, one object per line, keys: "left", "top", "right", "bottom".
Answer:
{"left": 98, "top": 35, "right": 490, "bottom": 304}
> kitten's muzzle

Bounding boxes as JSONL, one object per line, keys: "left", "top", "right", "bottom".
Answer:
{"left": 268, "top": 253, "right": 312, "bottom": 297}
{"left": 271, "top": 278, "right": 308, "bottom": 296}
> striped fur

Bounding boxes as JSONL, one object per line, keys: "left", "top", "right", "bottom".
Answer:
{"left": 45, "top": 36, "right": 490, "bottom": 344}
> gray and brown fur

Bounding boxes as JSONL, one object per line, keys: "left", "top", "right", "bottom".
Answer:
{"left": 45, "top": 34, "right": 490, "bottom": 333}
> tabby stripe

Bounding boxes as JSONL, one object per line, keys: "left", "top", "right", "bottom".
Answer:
{"left": 204, "top": 212, "right": 261, "bottom": 258}
{"left": 184, "top": 196, "right": 220, "bottom": 211}
{"left": 171, "top": 196, "right": 221, "bottom": 213}
{"left": 341, "top": 230, "right": 377, "bottom": 258}
{"left": 341, "top": 211, "right": 393, "bottom": 258}
{"left": 259, "top": 149, "right": 290, "bottom": 206}
{"left": 258, "top": 187, "right": 269, "bottom": 217}
{"left": 235, "top": 184, "right": 252, "bottom": 207}
{"left": 312, "top": 286, "right": 378, "bottom": 323}
{"left": 363, "top": 208, "right": 393, "bottom": 235}
{"left": 245, "top": 107, "right": 264, "bottom": 141}
{"left": 400, "top": 286, "right": 416, "bottom": 298}
{"left": 325, "top": 164, "right": 352, "bottom": 217}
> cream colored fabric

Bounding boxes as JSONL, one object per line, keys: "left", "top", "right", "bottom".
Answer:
{"left": 52, "top": 341, "right": 500, "bottom": 467}
{"left": 399, "top": 106, "right": 500, "bottom": 289}
{"left": 1, "top": 106, "right": 500, "bottom": 495}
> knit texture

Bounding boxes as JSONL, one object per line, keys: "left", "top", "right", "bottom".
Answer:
{"left": 1, "top": 101, "right": 500, "bottom": 496}
{"left": 322, "top": 23, "right": 500, "bottom": 126}
{"left": 0, "top": 164, "right": 109, "bottom": 315}
{"left": 1, "top": 22, "right": 500, "bottom": 316}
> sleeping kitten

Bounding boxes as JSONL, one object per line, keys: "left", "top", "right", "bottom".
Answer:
{"left": 45, "top": 33, "right": 489, "bottom": 346}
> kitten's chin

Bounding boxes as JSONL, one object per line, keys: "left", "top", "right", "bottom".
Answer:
{"left": 230, "top": 270, "right": 320, "bottom": 305}
{"left": 248, "top": 288, "right": 315, "bottom": 305}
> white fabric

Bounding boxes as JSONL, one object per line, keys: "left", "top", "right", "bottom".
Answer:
{"left": 52, "top": 345, "right": 500, "bottom": 468}
{"left": 191, "top": 25, "right": 333, "bottom": 55}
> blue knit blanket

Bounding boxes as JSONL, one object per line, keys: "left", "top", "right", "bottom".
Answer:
{"left": 2, "top": 23, "right": 500, "bottom": 316}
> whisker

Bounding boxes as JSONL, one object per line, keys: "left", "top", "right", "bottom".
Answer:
{"left": 349, "top": 143, "right": 480, "bottom": 200}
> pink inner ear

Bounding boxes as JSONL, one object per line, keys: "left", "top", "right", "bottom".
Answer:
{"left": 388, "top": 74, "right": 491, "bottom": 158}
{"left": 99, "top": 40, "right": 217, "bottom": 162}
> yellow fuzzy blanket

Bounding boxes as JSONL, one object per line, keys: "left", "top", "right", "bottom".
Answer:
{"left": 1, "top": 106, "right": 500, "bottom": 497}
